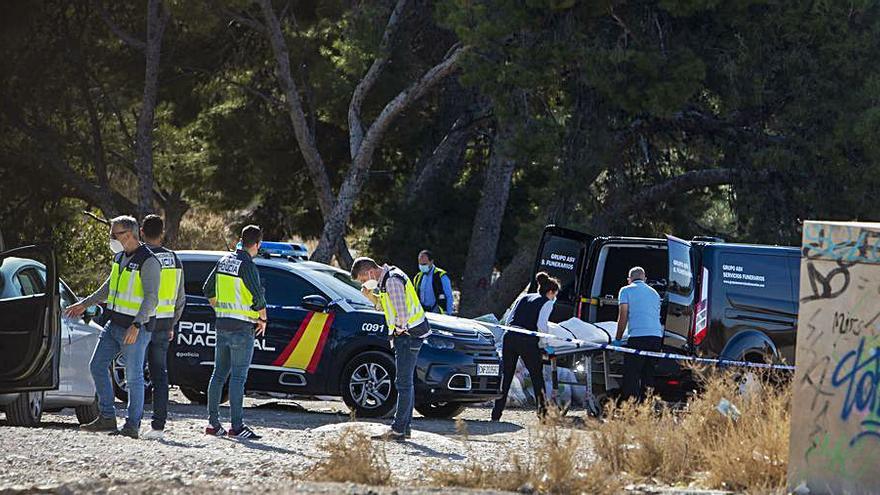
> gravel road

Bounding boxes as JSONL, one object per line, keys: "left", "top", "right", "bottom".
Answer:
{"left": 0, "top": 390, "right": 569, "bottom": 494}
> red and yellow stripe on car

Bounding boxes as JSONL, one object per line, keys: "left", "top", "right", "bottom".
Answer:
{"left": 271, "top": 312, "right": 334, "bottom": 373}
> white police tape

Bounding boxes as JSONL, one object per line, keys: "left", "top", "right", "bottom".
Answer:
{"left": 495, "top": 324, "right": 796, "bottom": 371}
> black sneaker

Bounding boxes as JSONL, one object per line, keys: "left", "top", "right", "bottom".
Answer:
{"left": 204, "top": 425, "right": 227, "bottom": 436}
{"left": 81, "top": 416, "right": 118, "bottom": 432}
{"left": 108, "top": 425, "right": 139, "bottom": 439}
{"left": 371, "top": 429, "right": 406, "bottom": 442}
{"left": 228, "top": 425, "right": 261, "bottom": 440}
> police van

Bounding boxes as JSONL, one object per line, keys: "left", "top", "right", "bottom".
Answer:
{"left": 165, "top": 251, "right": 502, "bottom": 418}
{"left": 530, "top": 226, "right": 800, "bottom": 397}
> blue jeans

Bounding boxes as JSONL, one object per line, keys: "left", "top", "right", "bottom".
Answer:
{"left": 207, "top": 329, "right": 255, "bottom": 430}
{"left": 89, "top": 321, "right": 151, "bottom": 429}
{"left": 391, "top": 333, "right": 424, "bottom": 434}
{"left": 147, "top": 328, "right": 171, "bottom": 430}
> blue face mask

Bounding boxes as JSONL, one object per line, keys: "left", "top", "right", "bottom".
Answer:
{"left": 419, "top": 264, "right": 431, "bottom": 273}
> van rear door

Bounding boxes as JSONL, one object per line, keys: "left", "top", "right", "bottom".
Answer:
{"left": 530, "top": 225, "right": 594, "bottom": 322}
{"left": 0, "top": 245, "right": 61, "bottom": 393}
{"left": 665, "top": 235, "right": 695, "bottom": 351}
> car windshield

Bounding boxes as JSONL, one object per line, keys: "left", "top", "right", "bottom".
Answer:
{"left": 304, "top": 269, "right": 375, "bottom": 308}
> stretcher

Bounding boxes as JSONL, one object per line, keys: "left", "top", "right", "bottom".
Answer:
{"left": 480, "top": 317, "right": 622, "bottom": 416}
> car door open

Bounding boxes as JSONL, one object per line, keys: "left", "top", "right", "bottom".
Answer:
{"left": 0, "top": 245, "right": 61, "bottom": 393}
{"left": 665, "top": 235, "right": 695, "bottom": 351}
{"left": 530, "top": 225, "right": 594, "bottom": 322}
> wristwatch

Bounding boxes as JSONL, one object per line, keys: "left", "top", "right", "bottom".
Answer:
{"left": 258, "top": 318, "right": 267, "bottom": 323}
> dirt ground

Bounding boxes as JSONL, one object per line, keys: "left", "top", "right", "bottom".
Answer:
{"left": 0, "top": 390, "right": 559, "bottom": 494}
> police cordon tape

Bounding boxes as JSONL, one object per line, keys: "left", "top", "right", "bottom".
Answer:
{"left": 491, "top": 323, "right": 797, "bottom": 371}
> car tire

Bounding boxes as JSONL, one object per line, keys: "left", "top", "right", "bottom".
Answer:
{"left": 5, "top": 391, "right": 44, "bottom": 427}
{"left": 340, "top": 351, "right": 397, "bottom": 418}
{"left": 111, "top": 352, "right": 153, "bottom": 404}
{"left": 180, "top": 385, "right": 229, "bottom": 405}
{"left": 75, "top": 398, "right": 100, "bottom": 425}
{"left": 415, "top": 401, "right": 466, "bottom": 419}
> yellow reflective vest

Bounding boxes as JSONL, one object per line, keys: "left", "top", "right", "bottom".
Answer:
{"left": 150, "top": 246, "right": 183, "bottom": 320}
{"left": 106, "top": 244, "right": 156, "bottom": 327}
{"left": 378, "top": 268, "right": 426, "bottom": 334}
{"left": 214, "top": 253, "right": 260, "bottom": 323}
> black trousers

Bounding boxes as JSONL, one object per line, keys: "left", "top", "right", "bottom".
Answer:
{"left": 492, "top": 332, "right": 546, "bottom": 420}
{"left": 621, "top": 336, "right": 663, "bottom": 402}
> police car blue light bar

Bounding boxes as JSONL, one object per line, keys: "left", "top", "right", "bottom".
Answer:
{"left": 235, "top": 240, "right": 309, "bottom": 260}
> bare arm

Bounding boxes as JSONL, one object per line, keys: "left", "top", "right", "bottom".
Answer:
{"left": 615, "top": 303, "right": 628, "bottom": 340}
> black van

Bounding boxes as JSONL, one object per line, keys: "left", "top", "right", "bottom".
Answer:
{"left": 529, "top": 225, "right": 800, "bottom": 397}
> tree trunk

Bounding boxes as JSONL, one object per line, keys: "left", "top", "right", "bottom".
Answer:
{"left": 161, "top": 195, "right": 189, "bottom": 249}
{"left": 309, "top": 46, "right": 468, "bottom": 263}
{"left": 458, "top": 123, "right": 518, "bottom": 317}
{"left": 133, "top": 0, "right": 169, "bottom": 219}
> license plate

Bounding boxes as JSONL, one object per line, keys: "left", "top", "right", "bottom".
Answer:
{"left": 477, "top": 363, "right": 500, "bottom": 376}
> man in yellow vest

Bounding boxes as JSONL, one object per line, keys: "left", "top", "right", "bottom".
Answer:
{"left": 202, "top": 225, "right": 267, "bottom": 439}
{"left": 139, "top": 214, "right": 185, "bottom": 440}
{"left": 413, "top": 249, "right": 455, "bottom": 314}
{"left": 64, "top": 215, "right": 160, "bottom": 438}
{"left": 352, "top": 257, "right": 429, "bottom": 441}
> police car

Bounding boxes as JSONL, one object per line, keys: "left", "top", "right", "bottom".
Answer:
{"left": 166, "top": 251, "right": 502, "bottom": 418}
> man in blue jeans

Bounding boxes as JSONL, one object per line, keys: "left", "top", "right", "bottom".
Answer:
{"left": 65, "top": 215, "right": 160, "bottom": 438}
{"left": 139, "top": 215, "right": 186, "bottom": 440}
{"left": 614, "top": 266, "right": 664, "bottom": 402}
{"left": 352, "top": 257, "right": 430, "bottom": 441}
{"left": 202, "top": 225, "right": 267, "bottom": 439}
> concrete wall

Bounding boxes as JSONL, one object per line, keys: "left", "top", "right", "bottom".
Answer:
{"left": 788, "top": 220, "right": 880, "bottom": 494}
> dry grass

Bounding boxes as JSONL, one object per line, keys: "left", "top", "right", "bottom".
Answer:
{"left": 430, "top": 421, "right": 621, "bottom": 494}
{"left": 592, "top": 369, "right": 791, "bottom": 493}
{"left": 306, "top": 427, "right": 392, "bottom": 486}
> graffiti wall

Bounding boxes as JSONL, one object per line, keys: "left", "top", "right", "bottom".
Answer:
{"left": 788, "top": 221, "right": 880, "bottom": 494}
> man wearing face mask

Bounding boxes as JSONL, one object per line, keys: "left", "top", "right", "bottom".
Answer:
{"left": 412, "top": 249, "right": 454, "bottom": 315}
{"left": 64, "top": 215, "right": 160, "bottom": 438}
{"left": 351, "top": 257, "right": 430, "bottom": 441}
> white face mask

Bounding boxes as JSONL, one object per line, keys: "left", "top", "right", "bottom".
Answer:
{"left": 362, "top": 279, "right": 379, "bottom": 291}
{"left": 109, "top": 239, "right": 124, "bottom": 254}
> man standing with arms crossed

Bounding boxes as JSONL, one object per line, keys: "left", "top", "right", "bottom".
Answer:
{"left": 139, "top": 215, "right": 185, "bottom": 440}
{"left": 65, "top": 215, "right": 160, "bottom": 438}
{"left": 614, "top": 266, "right": 663, "bottom": 403}
{"left": 202, "top": 225, "right": 267, "bottom": 439}
{"left": 352, "top": 257, "right": 430, "bottom": 441}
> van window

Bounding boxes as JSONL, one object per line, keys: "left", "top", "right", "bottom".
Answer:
{"left": 718, "top": 253, "right": 792, "bottom": 300}
{"left": 667, "top": 241, "right": 693, "bottom": 296}
{"left": 536, "top": 236, "right": 582, "bottom": 305}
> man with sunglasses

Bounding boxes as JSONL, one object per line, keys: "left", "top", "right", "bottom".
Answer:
{"left": 65, "top": 215, "right": 161, "bottom": 439}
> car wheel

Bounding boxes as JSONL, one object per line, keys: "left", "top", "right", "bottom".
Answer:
{"left": 5, "top": 391, "right": 44, "bottom": 426}
{"left": 180, "top": 385, "right": 229, "bottom": 405}
{"left": 75, "top": 397, "right": 100, "bottom": 424}
{"left": 415, "top": 401, "right": 466, "bottom": 419}
{"left": 111, "top": 352, "right": 153, "bottom": 403}
{"left": 341, "top": 351, "right": 397, "bottom": 418}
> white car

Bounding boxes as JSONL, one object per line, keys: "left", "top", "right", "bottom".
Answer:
{"left": 0, "top": 246, "right": 101, "bottom": 426}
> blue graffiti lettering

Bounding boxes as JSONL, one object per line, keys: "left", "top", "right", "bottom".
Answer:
{"left": 831, "top": 337, "right": 880, "bottom": 446}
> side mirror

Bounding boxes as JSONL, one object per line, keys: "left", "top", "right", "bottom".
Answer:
{"left": 83, "top": 304, "right": 103, "bottom": 323}
{"left": 302, "top": 294, "right": 330, "bottom": 313}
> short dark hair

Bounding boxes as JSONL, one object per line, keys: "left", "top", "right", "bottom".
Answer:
{"left": 350, "top": 257, "right": 379, "bottom": 279}
{"left": 241, "top": 224, "right": 263, "bottom": 248}
{"left": 418, "top": 249, "right": 433, "bottom": 261}
{"left": 141, "top": 214, "right": 164, "bottom": 240}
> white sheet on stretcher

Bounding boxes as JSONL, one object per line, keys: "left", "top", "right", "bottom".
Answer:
{"left": 540, "top": 318, "right": 616, "bottom": 355}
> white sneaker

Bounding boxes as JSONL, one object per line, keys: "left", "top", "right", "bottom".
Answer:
{"left": 141, "top": 428, "right": 165, "bottom": 440}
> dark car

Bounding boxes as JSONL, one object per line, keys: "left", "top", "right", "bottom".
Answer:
{"left": 165, "top": 251, "right": 501, "bottom": 418}
{"left": 528, "top": 225, "right": 800, "bottom": 397}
